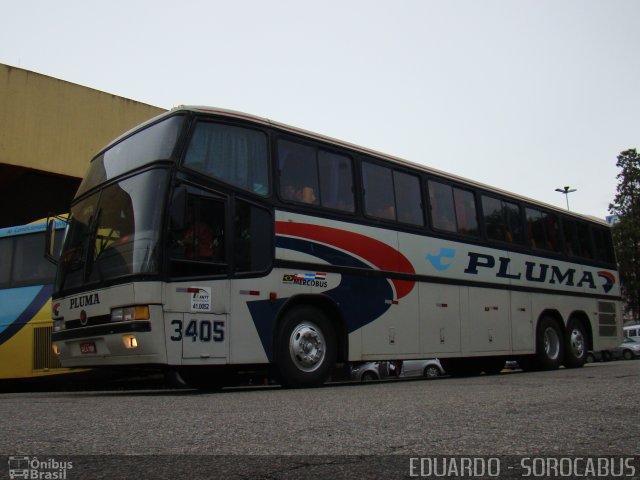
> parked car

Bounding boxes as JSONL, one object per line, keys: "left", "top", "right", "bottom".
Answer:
{"left": 586, "top": 338, "right": 640, "bottom": 363}
{"left": 586, "top": 350, "right": 613, "bottom": 362}
{"left": 614, "top": 337, "right": 640, "bottom": 360}
{"left": 350, "top": 361, "right": 384, "bottom": 381}
{"left": 399, "top": 359, "right": 445, "bottom": 379}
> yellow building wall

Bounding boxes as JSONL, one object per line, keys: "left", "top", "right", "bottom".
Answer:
{"left": 0, "top": 63, "right": 166, "bottom": 178}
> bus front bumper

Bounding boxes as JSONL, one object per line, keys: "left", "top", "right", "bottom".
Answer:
{"left": 51, "top": 320, "right": 167, "bottom": 367}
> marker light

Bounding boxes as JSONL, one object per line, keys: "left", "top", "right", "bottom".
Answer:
{"left": 122, "top": 335, "right": 138, "bottom": 349}
{"left": 111, "top": 306, "right": 150, "bottom": 322}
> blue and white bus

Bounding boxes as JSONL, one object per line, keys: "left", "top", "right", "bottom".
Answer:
{"left": 49, "top": 106, "right": 622, "bottom": 388}
{"left": 0, "top": 218, "right": 68, "bottom": 379}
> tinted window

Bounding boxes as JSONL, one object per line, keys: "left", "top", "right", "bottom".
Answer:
{"left": 278, "top": 139, "right": 319, "bottom": 205}
{"left": 0, "top": 237, "right": 12, "bottom": 286}
{"left": 278, "top": 139, "right": 355, "bottom": 212}
{"left": 526, "top": 208, "right": 560, "bottom": 252}
{"left": 562, "top": 218, "right": 593, "bottom": 259}
{"left": 363, "top": 162, "right": 395, "bottom": 220}
{"left": 234, "top": 201, "right": 273, "bottom": 273}
{"left": 593, "top": 226, "right": 616, "bottom": 264}
{"left": 482, "top": 195, "right": 524, "bottom": 243}
{"left": 428, "top": 180, "right": 478, "bottom": 236}
{"left": 78, "top": 115, "right": 183, "bottom": 196}
{"left": 170, "top": 194, "right": 227, "bottom": 277}
{"left": 185, "top": 122, "right": 269, "bottom": 196}
{"left": 57, "top": 170, "right": 168, "bottom": 293}
{"left": 394, "top": 172, "right": 424, "bottom": 226}
{"left": 318, "top": 151, "right": 355, "bottom": 212}
{"left": 12, "top": 233, "right": 58, "bottom": 286}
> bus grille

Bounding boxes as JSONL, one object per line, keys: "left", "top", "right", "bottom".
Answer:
{"left": 597, "top": 301, "right": 618, "bottom": 337}
{"left": 33, "top": 326, "right": 63, "bottom": 370}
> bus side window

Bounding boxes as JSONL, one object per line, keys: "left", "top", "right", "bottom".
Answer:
{"left": 428, "top": 180, "right": 478, "bottom": 237}
{"left": 526, "top": 208, "right": 560, "bottom": 252}
{"left": 482, "top": 195, "right": 523, "bottom": 244}
{"left": 278, "top": 139, "right": 319, "bottom": 205}
{"left": 362, "top": 162, "right": 395, "bottom": 220}
{"left": 318, "top": 150, "right": 355, "bottom": 212}
{"left": 0, "top": 237, "right": 13, "bottom": 287}
{"left": 562, "top": 219, "right": 593, "bottom": 259}
{"left": 428, "top": 180, "right": 456, "bottom": 232}
{"left": 394, "top": 171, "right": 424, "bottom": 226}
{"left": 593, "top": 226, "right": 615, "bottom": 264}
{"left": 13, "top": 232, "right": 57, "bottom": 286}
{"left": 184, "top": 122, "right": 269, "bottom": 196}
{"left": 170, "top": 194, "right": 227, "bottom": 277}
{"left": 234, "top": 200, "right": 272, "bottom": 273}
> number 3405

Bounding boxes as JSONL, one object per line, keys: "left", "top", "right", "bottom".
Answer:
{"left": 170, "top": 319, "right": 224, "bottom": 342}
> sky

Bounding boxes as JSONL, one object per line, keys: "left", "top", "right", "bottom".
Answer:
{"left": 2, "top": 0, "right": 639, "bottom": 219}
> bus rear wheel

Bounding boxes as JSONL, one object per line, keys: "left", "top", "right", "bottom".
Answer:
{"left": 563, "top": 320, "right": 588, "bottom": 368}
{"left": 520, "top": 316, "right": 564, "bottom": 371}
{"left": 276, "top": 306, "right": 336, "bottom": 388}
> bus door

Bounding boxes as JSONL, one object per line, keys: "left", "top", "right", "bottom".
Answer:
{"left": 227, "top": 198, "right": 273, "bottom": 364}
{"left": 164, "top": 187, "right": 230, "bottom": 363}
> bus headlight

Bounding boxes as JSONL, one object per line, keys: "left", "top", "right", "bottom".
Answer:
{"left": 53, "top": 319, "right": 64, "bottom": 332}
{"left": 52, "top": 343, "right": 60, "bottom": 355}
{"left": 111, "top": 306, "right": 150, "bottom": 322}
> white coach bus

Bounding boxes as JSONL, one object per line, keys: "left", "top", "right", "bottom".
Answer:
{"left": 49, "top": 106, "right": 622, "bottom": 388}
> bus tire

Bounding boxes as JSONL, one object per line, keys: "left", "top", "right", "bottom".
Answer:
{"left": 522, "top": 316, "right": 564, "bottom": 371}
{"left": 276, "top": 306, "right": 336, "bottom": 388}
{"left": 563, "top": 320, "right": 588, "bottom": 368}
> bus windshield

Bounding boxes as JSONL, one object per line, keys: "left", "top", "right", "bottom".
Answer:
{"left": 76, "top": 115, "right": 184, "bottom": 197}
{"left": 55, "top": 168, "right": 168, "bottom": 293}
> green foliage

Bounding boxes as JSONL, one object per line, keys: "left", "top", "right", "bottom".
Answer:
{"left": 609, "top": 148, "right": 640, "bottom": 316}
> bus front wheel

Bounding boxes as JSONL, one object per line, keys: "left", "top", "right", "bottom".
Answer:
{"left": 276, "top": 306, "right": 336, "bottom": 388}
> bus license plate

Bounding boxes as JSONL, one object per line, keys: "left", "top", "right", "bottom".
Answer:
{"left": 80, "top": 342, "right": 96, "bottom": 354}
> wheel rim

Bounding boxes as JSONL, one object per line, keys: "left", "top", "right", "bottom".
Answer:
{"left": 569, "top": 328, "right": 586, "bottom": 358}
{"left": 425, "top": 367, "right": 439, "bottom": 378}
{"left": 289, "top": 321, "right": 326, "bottom": 373}
{"left": 543, "top": 326, "right": 561, "bottom": 361}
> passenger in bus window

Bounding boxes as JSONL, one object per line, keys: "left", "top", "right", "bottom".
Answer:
{"left": 300, "top": 186, "right": 317, "bottom": 204}
{"left": 282, "top": 182, "right": 317, "bottom": 205}
{"left": 375, "top": 205, "right": 396, "bottom": 220}
{"left": 183, "top": 218, "right": 214, "bottom": 259}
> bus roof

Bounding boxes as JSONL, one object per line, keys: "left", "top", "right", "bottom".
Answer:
{"left": 99, "top": 105, "right": 610, "bottom": 227}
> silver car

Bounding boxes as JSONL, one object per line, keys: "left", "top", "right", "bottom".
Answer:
{"left": 350, "top": 361, "right": 383, "bottom": 381}
{"left": 614, "top": 337, "right": 640, "bottom": 360}
{"left": 399, "top": 359, "right": 445, "bottom": 378}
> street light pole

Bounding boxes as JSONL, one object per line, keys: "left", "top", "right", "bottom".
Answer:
{"left": 555, "top": 186, "right": 577, "bottom": 210}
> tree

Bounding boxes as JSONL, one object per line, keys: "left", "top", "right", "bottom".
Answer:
{"left": 609, "top": 148, "right": 640, "bottom": 318}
